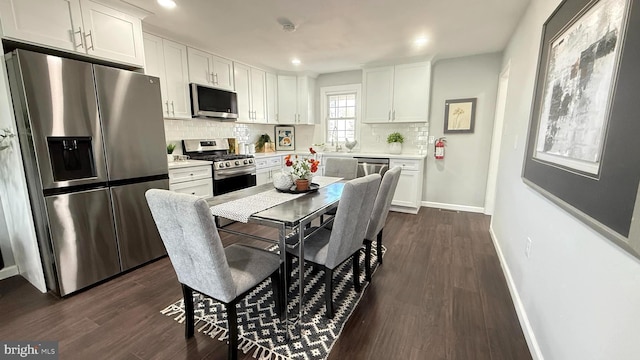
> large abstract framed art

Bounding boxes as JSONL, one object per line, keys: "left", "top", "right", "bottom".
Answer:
{"left": 522, "top": 0, "right": 640, "bottom": 258}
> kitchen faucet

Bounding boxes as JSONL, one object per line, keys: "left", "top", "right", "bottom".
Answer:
{"left": 330, "top": 125, "right": 341, "bottom": 151}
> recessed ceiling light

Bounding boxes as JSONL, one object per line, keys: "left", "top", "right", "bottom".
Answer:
{"left": 157, "top": 0, "right": 176, "bottom": 9}
{"left": 414, "top": 37, "right": 428, "bottom": 47}
{"left": 291, "top": 58, "right": 301, "bottom": 65}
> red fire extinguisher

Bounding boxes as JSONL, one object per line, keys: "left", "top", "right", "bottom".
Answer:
{"left": 435, "top": 137, "right": 446, "bottom": 159}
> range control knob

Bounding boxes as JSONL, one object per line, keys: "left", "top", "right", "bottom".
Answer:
{"left": 235, "top": 160, "right": 240, "bottom": 165}
{"left": 248, "top": 159, "right": 254, "bottom": 164}
{"left": 243, "top": 160, "right": 248, "bottom": 164}
{"left": 218, "top": 163, "right": 224, "bottom": 168}
{"left": 225, "top": 162, "right": 231, "bottom": 167}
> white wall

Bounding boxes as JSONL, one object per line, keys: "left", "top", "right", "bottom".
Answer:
{"left": 492, "top": 0, "right": 640, "bottom": 359}
{"left": 425, "top": 53, "right": 502, "bottom": 209}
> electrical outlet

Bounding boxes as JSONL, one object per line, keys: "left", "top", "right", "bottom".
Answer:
{"left": 525, "top": 237, "right": 533, "bottom": 258}
{"left": 428, "top": 136, "right": 435, "bottom": 144}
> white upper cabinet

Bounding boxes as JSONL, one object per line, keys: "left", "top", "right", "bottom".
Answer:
{"left": 277, "top": 75, "right": 315, "bottom": 125}
{"left": 250, "top": 68, "right": 266, "bottom": 123}
{"left": 233, "top": 63, "right": 267, "bottom": 123}
{"left": 187, "top": 47, "right": 233, "bottom": 91}
{"left": 79, "top": 1, "right": 144, "bottom": 66}
{"left": 0, "top": 0, "right": 144, "bottom": 67}
{"left": 265, "top": 72, "right": 278, "bottom": 123}
{"left": 0, "top": 0, "right": 82, "bottom": 52}
{"left": 210, "top": 55, "right": 234, "bottom": 90}
{"left": 234, "top": 63, "right": 251, "bottom": 122}
{"left": 277, "top": 75, "right": 297, "bottom": 124}
{"left": 143, "top": 33, "right": 190, "bottom": 119}
{"left": 142, "top": 33, "right": 168, "bottom": 103}
{"left": 362, "top": 67, "right": 394, "bottom": 123}
{"left": 363, "top": 61, "right": 431, "bottom": 123}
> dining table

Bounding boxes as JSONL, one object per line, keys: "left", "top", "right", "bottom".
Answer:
{"left": 206, "top": 176, "right": 345, "bottom": 333}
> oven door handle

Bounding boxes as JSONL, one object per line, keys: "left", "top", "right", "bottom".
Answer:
{"left": 215, "top": 168, "right": 257, "bottom": 180}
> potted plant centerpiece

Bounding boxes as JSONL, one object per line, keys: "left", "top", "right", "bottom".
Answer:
{"left": 387, "top": 132, "right": 404, "bottom": 154}
{"left": 166, "top": 143, "right": 176, "bottom": 162}
{"left": 284, "top": 147, "right": 320, "bottom": 191}
{"left": 256, "top": 133, "right": 274, "bottom": 153}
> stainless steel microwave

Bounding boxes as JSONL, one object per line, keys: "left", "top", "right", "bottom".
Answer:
{"left": 190, "top": 83, "right": 238, "bottom": 120}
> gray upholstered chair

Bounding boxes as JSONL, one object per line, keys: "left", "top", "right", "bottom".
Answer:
{"left": 323, "top": 157, "right": 358, "bottom": 179}
{"left": 286, "top": 174, "right": 381, "bottom": 318}
{"left": 320, "top": 157, "right": 359, "bottom": 223}
{"left": 363, "top": 166, "right": 402, "bottom": 281}
{"left": 145, "top": 189, "right": 282, "bottom": 360}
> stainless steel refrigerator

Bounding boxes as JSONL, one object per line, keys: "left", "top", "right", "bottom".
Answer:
{"left": 6, "top": 49, "right": 169, "bottom": 296}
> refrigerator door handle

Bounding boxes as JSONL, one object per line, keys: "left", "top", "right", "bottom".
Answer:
{"left": 171, "top": 101, "right": 175, "bottom": 115}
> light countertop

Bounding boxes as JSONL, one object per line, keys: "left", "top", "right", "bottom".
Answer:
{"left": 168, "top": 159, "right": 212, "bottom": 169}
{"left": 253, "top": 151, "right": 426, "bottom": 160}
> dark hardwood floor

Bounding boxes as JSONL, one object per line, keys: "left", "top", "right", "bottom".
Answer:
{"left": 0, "top": 208, "right": 530, "bottom": 359}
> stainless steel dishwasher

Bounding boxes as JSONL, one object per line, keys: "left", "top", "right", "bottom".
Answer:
{"left": 355, "top": 157, "right": 389, "bottom": 177}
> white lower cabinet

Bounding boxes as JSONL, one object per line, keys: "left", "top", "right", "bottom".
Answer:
{"left": 169, "top": 164, "right": 213, "bottom": 199}
{"left": 255, "top": 156, "right": 282, "bottom": 185}
{"left": 170, "top": 178, "right": 213, "bottom": 198}
{"left": 389, "top": 158, "right": 423, "bottom": 213}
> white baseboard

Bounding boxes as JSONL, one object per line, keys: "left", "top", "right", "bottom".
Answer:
{"left": 489, "top": 225, "right": 544, "bottom": 360}
{"left": 0, "top": 265, "right": 18, "bottom": 280}
{"left": 421, "top": 201, "right": 484, "bottom": 213}
{"left": 389, "top": 205, "right": 419, "bottom": 214}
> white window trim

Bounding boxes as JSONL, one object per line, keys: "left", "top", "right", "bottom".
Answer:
{"left": 320, "top": 84, "right": 362, "bottom": 151}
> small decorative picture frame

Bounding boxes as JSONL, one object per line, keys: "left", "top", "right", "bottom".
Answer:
{"left": 444, "top": 98, "right": 477, "bottom": 133}
{"left": 274, "top": 125, "right": 295, "bottom": 151}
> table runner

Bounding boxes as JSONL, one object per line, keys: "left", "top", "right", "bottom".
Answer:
{"left": 210, "top": 176, "right": 342, "bottom": 223}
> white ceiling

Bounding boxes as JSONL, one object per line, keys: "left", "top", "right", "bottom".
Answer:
{"left": 122, "top": 0, "right": 531, "bottom": 74}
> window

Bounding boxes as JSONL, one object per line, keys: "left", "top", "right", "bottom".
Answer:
{"left": 327, "top": 93, "right": 356, "bottom": 144}
{"left": 321, "top": 84, "right": 361, "bottom": 148}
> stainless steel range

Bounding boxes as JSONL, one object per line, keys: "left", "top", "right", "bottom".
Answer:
{"left": 182, "top": 139, "right": 257, "bottom": 195}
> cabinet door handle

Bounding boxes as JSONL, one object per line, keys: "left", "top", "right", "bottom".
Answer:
{"left": 213, "top": 73, "right": 218, "bottom": 85}
{"left": 84, "top": 31, "right": 94, "bottom": 51}
{"left": 171, "top": 101, "right": 175, "bottom": 115}
{"left": 388, "top": 110, "right": 391, "bottom": 121}
{"left": 209, "top": 72, "right": 214, "bottom": 83}
{"left": 72, "top": 27, "right": 84, "bottom": 49}
{"left": 392, "top": 109, "right": 396, "bottom": 120}
{"left": 165, "top": 101, "right": 170, "bottom": 116}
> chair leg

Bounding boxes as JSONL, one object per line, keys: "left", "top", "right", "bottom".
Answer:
{"left": 377, "top": 229, "right": 384, "bottom": 265}
{"left": 364, "top": 240, "right": 372, "bottom": 282}
{"left": 270, "top": 269, "right": 284, "bottom": 320}
{"left": 226, "top": 302, "right": 238, "bottom": 360}
{"left": 353, "top": 250, "right": 361, "bottom": 292}
{"left": 324, "top": 267, "right": 334, "bottom": 319}
{"left": 182, "top": 284, "right": 195, "bottom": 339}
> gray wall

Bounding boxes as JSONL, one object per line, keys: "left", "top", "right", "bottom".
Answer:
{"left": 425, "top": 53, "right": 502, "bottom": 208}
{"left": 492, "top": 0, "right": 640, "bottom": 358}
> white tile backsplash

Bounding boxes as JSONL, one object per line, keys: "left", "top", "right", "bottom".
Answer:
{"left": 163, "top": 119, "right": 426, "bottom": 155}
{"left": 164, "top": 120, "right": 316, "bottom": 154}
{"left": 359, "top": 122, "right": 429, "bottom": 155}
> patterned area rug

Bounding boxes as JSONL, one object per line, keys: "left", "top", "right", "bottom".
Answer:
{"left": 161, "top": 244, "right": 385, "bottom": 360}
